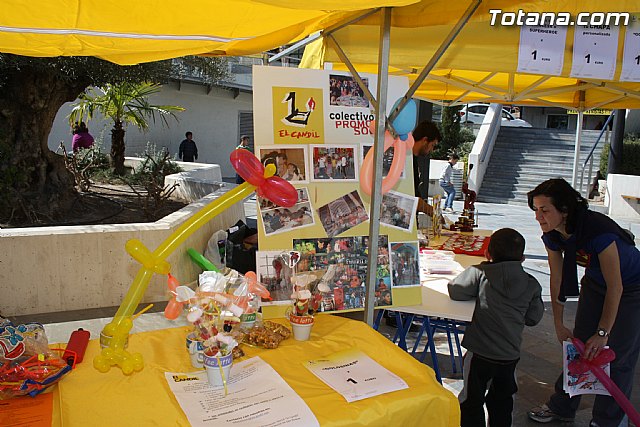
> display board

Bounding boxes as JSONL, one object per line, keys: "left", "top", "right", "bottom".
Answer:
{"left": 252, "top": 66, "right": 420, "bottom": 317}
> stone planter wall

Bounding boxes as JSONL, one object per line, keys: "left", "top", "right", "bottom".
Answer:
{"left": 0, "top": 184, "right": 244, "bottom": 317}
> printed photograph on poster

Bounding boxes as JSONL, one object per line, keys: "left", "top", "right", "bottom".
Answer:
{"left": 310, "top": 145, "right": 357, "bottom": 181}
{"left": 255, "top": 250, "right": 296, "bottom": 305}
{"left": 260, "top": 187, "right": 309, "bottom": 210}
{"left": 293, "top": 235, "right": 392, "bottom": 311}
{"left": 329, "top": 74, "right": 369, "bottom": 108}
{"left": 361, "top": 144, "right": 405, "bottom": 179}
{"left": 261, "top": 201, "right": 315, "bottom": 236}
{"left": 317, "top": 190, "right": 369, "bottom": 238}
{"left": 259, "top": 145, "right": 309, "bottom": 183}
{"left": 380, "top": 190, "right": 418, "bottom": 232}
{"left": 390, "top": 241, "right": 421, "bottom": 287}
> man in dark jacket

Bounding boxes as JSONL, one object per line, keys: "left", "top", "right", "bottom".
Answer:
{"left": 179, "top": 131, "right": 198, "bottom": 162}
{"left": 448, "top": 228, "right": 544, "bottom": 427}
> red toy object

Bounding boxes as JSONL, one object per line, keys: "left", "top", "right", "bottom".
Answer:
{"left": 230, "top": 149, "right": 298, "bottom": 208}
{"left": 438, "top": 234, "right": 490, "bottom": 257}
{"left": 63, "top": 328, "right": 90, "bottom": 365}
{"left": 569, "top": 338, "right": 640, "bottom": 426}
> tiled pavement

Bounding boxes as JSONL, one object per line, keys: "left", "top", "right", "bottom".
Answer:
{"left": 10, "top": 200, "right": 640, "bottom": 426}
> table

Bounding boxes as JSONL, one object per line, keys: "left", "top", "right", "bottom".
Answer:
{"left": 50, "top": 315, "right": 460, "bottom": 427}
{"left": 379, "top": 230, "right": 491, "bottom": 382}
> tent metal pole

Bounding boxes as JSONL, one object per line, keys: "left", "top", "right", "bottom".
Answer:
{"left": 572, "top": 111, "right": 585, "bottom": 188}
{"left": 268, "top": 32, "right": 322, "bottom": 63}
{"left": 388, "top": 0, "right": 481, "bottom": 124}
{"left": 326, "top": 34, "right": 378, "bottom": 110}
{"left": 364, "top": 7, "right": 391, "bottom": 327}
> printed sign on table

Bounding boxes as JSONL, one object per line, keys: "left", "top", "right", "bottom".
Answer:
{"left": 305, "top": 348, "right": 408, "bottom": 403}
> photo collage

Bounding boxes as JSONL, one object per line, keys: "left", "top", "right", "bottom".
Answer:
{"left": 254, "top": 67, "right": 421, "bottom": 314}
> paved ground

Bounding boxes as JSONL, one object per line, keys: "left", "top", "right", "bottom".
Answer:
{"left": 379, "top": 200, "right": 640, "bottom": 426}
{"left": 11, "top": 199, "right": 640, "bottom": 426}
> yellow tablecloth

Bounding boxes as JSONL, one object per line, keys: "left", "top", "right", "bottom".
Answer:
{"left": 51, "top": 315, "right": 459, "bottom": 426}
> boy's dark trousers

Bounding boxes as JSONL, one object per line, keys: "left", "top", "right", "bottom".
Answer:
{"left": 459, "top": 351, "right": 519, "bottom": 427}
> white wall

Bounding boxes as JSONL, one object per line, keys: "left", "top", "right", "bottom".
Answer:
{"left": 48, "top": 81, "right": 253, "bottom": 178}
{"left": 605, "top": 173, "right": 640, "bottom": 220}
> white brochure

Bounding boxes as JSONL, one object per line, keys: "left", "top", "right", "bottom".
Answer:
{"left": 166, "top": 357, "right": 319, "bottom": 427}
{"left": 304, "top": 348, "right": 408, "bottom": 403}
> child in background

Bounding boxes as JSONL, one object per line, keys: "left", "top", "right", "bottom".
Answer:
{"left": 448, "top": 228, "right": 544, "bottom": 427}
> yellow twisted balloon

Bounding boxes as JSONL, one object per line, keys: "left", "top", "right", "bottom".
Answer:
{"left": 94, "top": 164, "right": 278, "bottom": 374}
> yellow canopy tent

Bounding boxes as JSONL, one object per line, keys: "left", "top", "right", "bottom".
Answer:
{"left": 299, "top": 1, "right": 640, "bottom": 110}
{"left": 0, "top": 0, "right": 416, "bottom": 64}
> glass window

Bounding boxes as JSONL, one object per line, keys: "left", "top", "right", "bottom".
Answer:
{"left": 547, "top": 115, "right": 568, "bottom": 129}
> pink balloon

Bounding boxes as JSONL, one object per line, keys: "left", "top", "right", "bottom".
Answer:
{"left": 257, "top": 176, "right": 298, "bottom": 207}
{"left": 360, "top": 128, "right": 414, "bottom": 196}
{"left": 230, "top": 149, "right": 266, "bottom": 187}
{"left": 570, "top": 338, "right": 640, "bottom": 425}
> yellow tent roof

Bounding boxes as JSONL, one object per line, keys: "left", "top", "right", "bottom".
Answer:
{"left": 0, "top": 1, "right": 416, "bottom": 64}
{"left": 2, "top": 0, "right": 640, "bottom": 109}
{"left": 299, "top": 1, "right": 640, "bottom": 109}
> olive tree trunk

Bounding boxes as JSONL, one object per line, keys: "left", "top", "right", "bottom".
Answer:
{"left": 0, "top": 66, "right": 87, "bottom": 225}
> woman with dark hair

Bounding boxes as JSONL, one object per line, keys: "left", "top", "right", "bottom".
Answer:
{"left": 71, "top": 121, "right": 94, "bottom": 152}
{"left": 527, "top": 178, "right": 640, "bottom": 426}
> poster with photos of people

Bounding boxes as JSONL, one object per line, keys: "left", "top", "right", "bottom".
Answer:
{"left": 259, "top": 187, "right": 314, "bottom": 236}
{"left": 252, "top": 66, "right": 421, "bottom": 314}
{"left": 292, "top": 235, "right": 392, "bottom": 310}
{"left": 390, "top": 241, "right": 421, "bottom": 287}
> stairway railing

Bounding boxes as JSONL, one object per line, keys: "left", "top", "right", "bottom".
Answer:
{"left": 579, "top": 112, "right": 614, "bottom": 197}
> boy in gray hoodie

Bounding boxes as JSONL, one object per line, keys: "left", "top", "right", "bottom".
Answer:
{"left": 448, "top": 228, "right": 544, "bottom": 427}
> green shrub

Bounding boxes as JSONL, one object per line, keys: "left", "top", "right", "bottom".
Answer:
{"left": 599, "top": 134, "right": 640, "bottom": 177}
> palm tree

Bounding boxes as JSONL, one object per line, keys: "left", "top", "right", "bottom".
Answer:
{"left": 69, "top": 82, "right": 184, "bottom": 175}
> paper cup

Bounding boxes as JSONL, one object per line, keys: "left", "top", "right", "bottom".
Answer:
{"left": 289, "top": 316, "right": 314, "bottom": 341}
{"left": 203, "top": 352, "right": 233, "bottom": 387}
{"left": 186, "top": 333, "right": 205, "bottom": 368}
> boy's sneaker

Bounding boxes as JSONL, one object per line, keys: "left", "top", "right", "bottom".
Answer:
{"left": 443, "top": 207, "right": 454, "bottom": 213}
{"left": 528, "top": 404, "right": 574, "bottom": 423}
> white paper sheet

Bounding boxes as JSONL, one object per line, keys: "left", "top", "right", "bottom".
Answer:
{"left": 517, "top": 25, "right": 567, "bottom": 76}
{"left": 304, "top": 348, "right": 408, "bottom": 403}
{"left": 166, "top": 357, "right": 319, "bottom": 427}
{"left": 620, "top": 16, "right": 640, "bottom": 82}
{"left": 571, "top": 24, "right": 620, "bottom": 80}
{"left": 562, "top": 341, "right": 611, "bottom": 398}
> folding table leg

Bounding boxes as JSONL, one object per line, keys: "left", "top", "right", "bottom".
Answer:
{"left": 451, "top": 320, "right": 465, "bottom": 373}
{"left": 418, "top": 317, "right": 442, "bottom": 384}
{"left": 373, "top": 309, "right": 384, "bottom": 331}
{"left": 394, "top": 313, "right": 414, "bottom": 351}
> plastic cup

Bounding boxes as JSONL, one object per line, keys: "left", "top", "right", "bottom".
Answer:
{"left": 99, "top": 331, "right": 128, "bottom": 349}
{"left": 203, "top": 352, "right": 233, "bottom": 387}
{"left": 186, "top": 332, "right": 205, "bottom": 368}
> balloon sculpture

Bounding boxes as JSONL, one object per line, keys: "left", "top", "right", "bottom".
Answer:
{"left": 569, "top": 338, "right": 640, "bottom": 425}
{"left": 94, "top": 149, "right": 297, "bottom": 374}
{"left": 360, "top": 98, "right": 417, "bottom": 196}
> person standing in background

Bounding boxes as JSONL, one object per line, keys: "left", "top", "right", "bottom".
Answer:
{"left": 71, "top": 122, "right": 94, "bottom": 152}
{"left": 235, "top": 135, "right": 250, "bottom": 184}
{"left": 412, "top": 121, "right": 442, "bottom": 215}
{"left": 179, "top": 131, "right": 198, "bottom": 162}
{"left": 440, "top": 153, "right": 459, "bottom": 213}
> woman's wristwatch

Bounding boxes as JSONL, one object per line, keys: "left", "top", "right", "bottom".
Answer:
{"left": 597, "top": 327, "right": 610, "bottom": 337}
